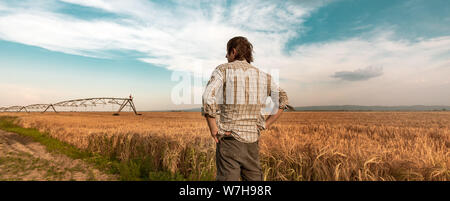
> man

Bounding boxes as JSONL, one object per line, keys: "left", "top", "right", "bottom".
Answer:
{"left": 201, "top": 36, "right": 289, "bottom": 181}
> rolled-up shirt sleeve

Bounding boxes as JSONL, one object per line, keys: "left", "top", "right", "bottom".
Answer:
{"left": 201, "top": 68, "right": 224, "bottom": 118}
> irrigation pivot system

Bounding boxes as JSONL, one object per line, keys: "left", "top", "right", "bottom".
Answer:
{"left": 0, "top": 96, "right": 140, "bottom": 115}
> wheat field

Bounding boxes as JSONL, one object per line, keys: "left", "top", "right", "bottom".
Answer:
{"left": 0, "top": 111, "right": 448, "bottom": 181}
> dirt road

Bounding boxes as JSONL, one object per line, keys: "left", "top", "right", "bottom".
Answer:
{"left": 0, "top": 130, "right": 117, "bottom": 181}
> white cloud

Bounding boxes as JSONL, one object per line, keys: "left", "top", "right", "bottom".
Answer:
{"left": 0, "top": 84, "right": 64, "bottom": 106}
{"left": 279, "top": 34, "right": 450, "bottom": 106}
{"left": 281, "top": 34, "right": 450, "bottom": 83}
{"left": 0, "top": 0, "right": 449, "bottom": 107}
{"left": 0, "top": 0, "right": 318, "bottom": 73}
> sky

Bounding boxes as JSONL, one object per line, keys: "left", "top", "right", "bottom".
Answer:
{"left": 0, "top": 0, "right": 449, "bottom": 111}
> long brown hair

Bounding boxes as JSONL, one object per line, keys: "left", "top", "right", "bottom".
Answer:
{"left": 227, "top": 36, "right": 254, "bottom": 63}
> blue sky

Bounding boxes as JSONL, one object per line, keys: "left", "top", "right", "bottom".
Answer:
{"left": 0, "top": 0, "right": 449, "bottom": 110}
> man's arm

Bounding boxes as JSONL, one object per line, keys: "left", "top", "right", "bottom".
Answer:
{"left": 201, "top": 68, "right": 224, "bottom": 143}
{"left": 264, "top": 76, "right": 289, "bottom": 130}
{"left": 265, "top": 108, "right": 284, "bottom": 129}
{"left": 205, "top": 115, "right": 219, "bottom": 143}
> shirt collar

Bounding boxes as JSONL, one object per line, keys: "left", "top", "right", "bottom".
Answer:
{"left": 232, "top": 59, "right": 248, "bottom": 64}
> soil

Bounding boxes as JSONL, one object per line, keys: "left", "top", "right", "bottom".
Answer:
{"left": 0, "top": 130, "right": 118, "bottom": 181}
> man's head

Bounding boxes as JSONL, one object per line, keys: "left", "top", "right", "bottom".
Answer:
{"left": 226, "top": 36, "right": 254, "bottom": 63}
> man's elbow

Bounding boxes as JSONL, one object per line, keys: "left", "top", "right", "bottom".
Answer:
{"left": 201, "top": 104, "right": 217, "bottom": 118}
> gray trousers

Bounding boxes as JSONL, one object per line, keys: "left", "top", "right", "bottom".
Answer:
{"left": 215, "top": 136, "right": 263, "bottom": 181}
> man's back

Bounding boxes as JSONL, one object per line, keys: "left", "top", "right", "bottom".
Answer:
{"left": 202, "top": 59, "right": 288, "bottom": 143}
{"left": 202, "top": 36, "right": 288, "bottom": 181}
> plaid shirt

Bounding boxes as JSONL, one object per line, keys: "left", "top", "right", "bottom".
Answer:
{"left": 201, "top": 60, "right": 289, "bottom": 143}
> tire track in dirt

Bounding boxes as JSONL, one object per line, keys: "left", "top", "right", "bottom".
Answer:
{"left": 0, "top": 130, "right": 118, "bottom": 181}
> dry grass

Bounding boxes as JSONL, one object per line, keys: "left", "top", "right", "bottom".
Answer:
{"left": 1, "top": 111, "right": 448, "bottom": 181}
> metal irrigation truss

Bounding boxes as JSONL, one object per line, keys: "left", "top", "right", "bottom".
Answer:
{"left": 0, "top": 97, "right": 140, "bottom": 115}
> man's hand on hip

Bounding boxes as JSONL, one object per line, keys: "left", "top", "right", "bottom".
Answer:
{"left": 205, "top": 115, "right": 219, "bottom": 143}
{"left": 210, "top": 128, "right": 219, "bottom": 143}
